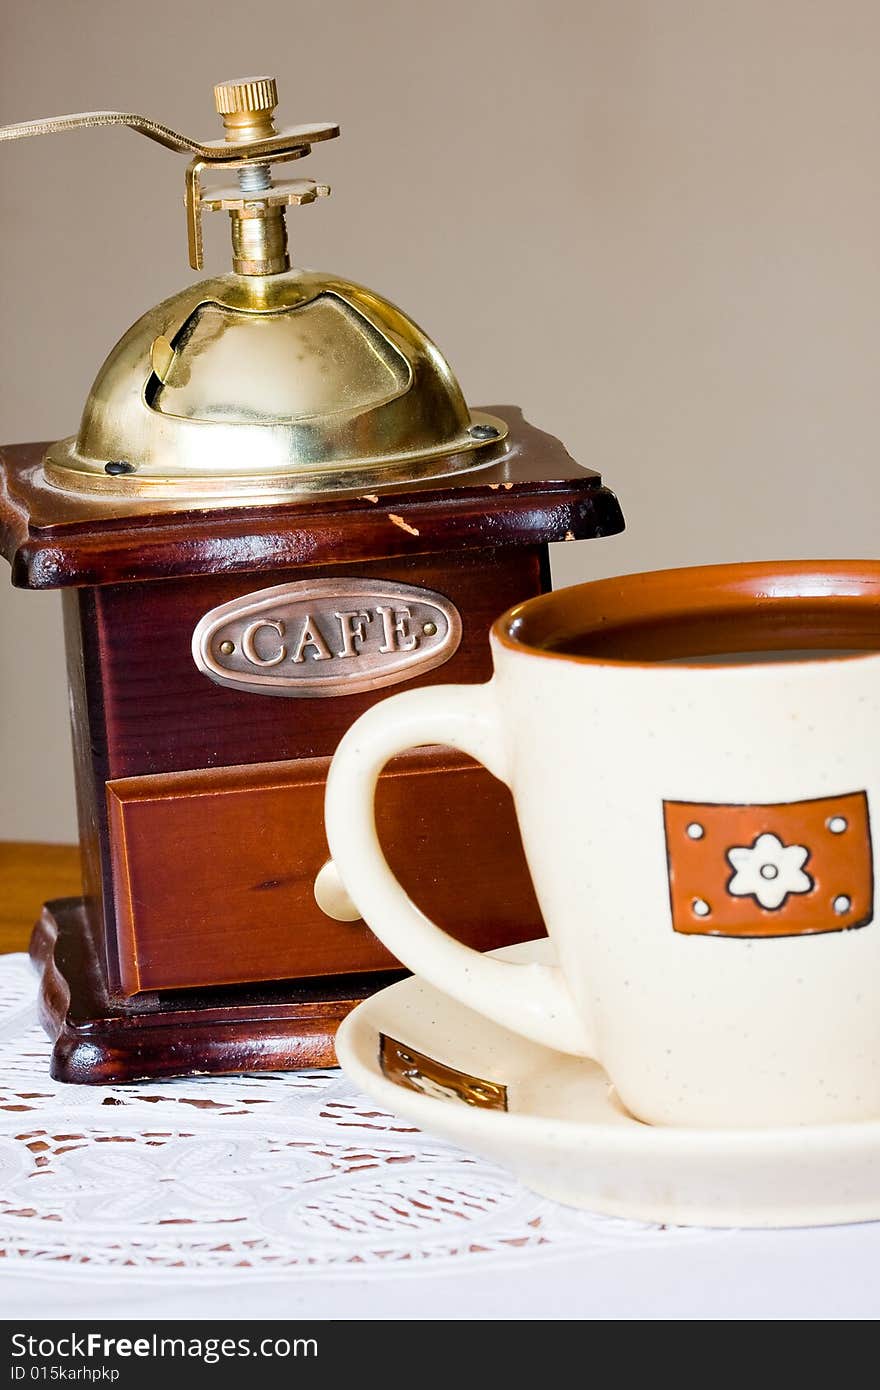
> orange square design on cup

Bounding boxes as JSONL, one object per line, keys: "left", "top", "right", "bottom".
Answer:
{"left": 663, "top": 791, "right": 873, "bottom": 938}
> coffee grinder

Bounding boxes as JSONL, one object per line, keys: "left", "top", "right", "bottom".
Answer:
{"left": 0, "top": 78, "right": 623, "bottom": 1081}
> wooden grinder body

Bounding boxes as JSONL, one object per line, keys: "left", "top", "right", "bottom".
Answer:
{"left": 0, "top": 412, "right": 624, "bottom": 1082}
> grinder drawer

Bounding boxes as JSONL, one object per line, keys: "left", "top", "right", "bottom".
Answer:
{"left": 106, "top": 749, "right": 542, "bottom": 996}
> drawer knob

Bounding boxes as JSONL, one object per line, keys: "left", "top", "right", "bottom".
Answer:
{"left": 314, "top": 859, "right": 362, "bottom": 922}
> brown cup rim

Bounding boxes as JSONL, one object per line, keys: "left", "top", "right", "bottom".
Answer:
{"left": 492, "top": 558, "right": 880, "bottom": 672}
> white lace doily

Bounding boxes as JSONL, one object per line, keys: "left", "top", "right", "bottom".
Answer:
{"left": 0, "top": 953, "right": 707, "bottom": 1274}
{"left": 2, "top": 952, "right": 879, "bottom": 1320}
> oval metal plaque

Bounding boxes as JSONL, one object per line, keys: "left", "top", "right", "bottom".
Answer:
{"left": 192, "top": 578, "right": 462, "bottom": 698}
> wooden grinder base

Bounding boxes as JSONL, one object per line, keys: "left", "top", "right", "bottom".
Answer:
{"left": 30, "top": 898, "right": 404, "bottom": 1084}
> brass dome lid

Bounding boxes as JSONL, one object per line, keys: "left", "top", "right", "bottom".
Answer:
{"left": 1, "top": 78, "right": 507, "bottom": 498}
{"left": 44, "top": 270, "right": 506, "bottom": 498}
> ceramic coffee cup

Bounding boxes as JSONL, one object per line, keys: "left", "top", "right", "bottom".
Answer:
{"left": 325, "top": 560, "right": 880, "bottom": 1128}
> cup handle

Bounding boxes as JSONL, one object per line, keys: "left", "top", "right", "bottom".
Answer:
{"left": 325, "top": 681, "right": 594, "bottom": 1057}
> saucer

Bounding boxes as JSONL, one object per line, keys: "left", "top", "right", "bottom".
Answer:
{"left": 335, "top": 938, "right": 880, "bottom": 1228}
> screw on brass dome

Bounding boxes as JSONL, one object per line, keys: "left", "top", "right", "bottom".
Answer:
{"left": 212, "top": 76, "right": 284, "bottom": 267}
{"left": 213, "top": 77, "right": 278, "bottom": 115}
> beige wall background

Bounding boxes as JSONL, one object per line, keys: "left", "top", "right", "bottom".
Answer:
{"left": 2, "top": 0, "right": 880, "bottom": 842}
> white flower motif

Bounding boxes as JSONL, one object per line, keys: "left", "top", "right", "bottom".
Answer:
{"left": 727, "top": 832, "right": 813, "bottom": 910}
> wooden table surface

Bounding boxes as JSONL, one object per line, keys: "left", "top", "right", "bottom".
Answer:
{"left": 0, "top": 842, "right": 81, "bottom": 953}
